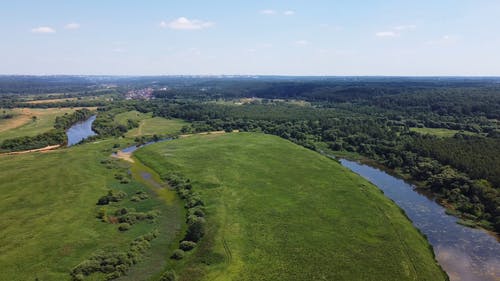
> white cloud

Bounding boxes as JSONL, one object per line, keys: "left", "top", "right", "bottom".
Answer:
{"left": 31, "top": 26, "right": 56, "bottom": 34}
{"left": 394, "top": 24, "right": 416, "bottom": 31}
{"left": 260, "top": 9, "right": 276, "bottom": 15}
{"left": 283, "top": 10, "right": 295, "bottom": 16}
{"left": 64, "top": 23, "right": 81, "bottom": 30}
{"left": 295, "top": 40, "right": 310, "bottom": 46}
{"left": 375, "top": 25, "right": 416, "bottom": 38}
{"left": 375, "top": 31, "right": 398, "bottom": 38}
{"left": 161, "top": 17, "right": 214, "bottom": 30}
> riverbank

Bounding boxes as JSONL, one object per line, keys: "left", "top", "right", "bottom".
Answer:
{"left": 325, "top": 148, "right": 499, "bottom": 239}
{"left": 341, "top": 159, "right": 500, "bottom": 281}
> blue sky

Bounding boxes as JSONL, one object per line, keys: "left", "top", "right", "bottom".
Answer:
{"left": 1, "top": 0, "right": 499, "bottom": 75}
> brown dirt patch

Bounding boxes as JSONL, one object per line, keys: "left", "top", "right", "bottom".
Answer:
{"left": 0, "top": 144, "right": 61, "bottom": 156}
{"left": 0, "top": 109, "right": 33, "bottom": 133}
{"left": 112, "top": 151, "right": 135, "bottom": 163}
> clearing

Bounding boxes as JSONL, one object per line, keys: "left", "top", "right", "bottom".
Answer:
{"left": 410, "top": 127, "right": 479, "bottom": 137}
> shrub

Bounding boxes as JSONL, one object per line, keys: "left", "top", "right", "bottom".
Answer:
{"left": 185, "top": 217, "right": 206, "bottom": 242}
{"left": 193, "top": 208, "right": 205, "bottom": 217}
{"left": 120, "top": 178, "right": 130, "bottom": 184}
{"left": 96, "top": 208, "right": 107, "bottom": 222}
{"left": 114, "top": 173, "right": 131, "bottom": 184}
{"left": 159, "top": 270, "right": 177, "bottom": 281}
{"left": 118, "top": 223, "right": 131, "bottom": 231}
{"left": 96, "top": 196, "right": 109, "bottom": 205}
{"left": 186, "top": 195, "right": 204, "bottom": 208}
{"left": 96, "top": 189, "right": 127, "bottom": 205}
{"left": 179, "top": 241, "right": 197, "bottom": 251}
{"left": 171, "top": 249, "right": 185, "bottom": 260}
{"left": 131, "top": 191, "right": 149, "bottom": 202}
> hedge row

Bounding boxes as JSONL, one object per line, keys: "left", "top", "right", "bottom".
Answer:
{"left": 163, "top": 173, "right": 206, "bottom": 260}
{"left": 70, "top": 230, "right": 159, "bottom": 281}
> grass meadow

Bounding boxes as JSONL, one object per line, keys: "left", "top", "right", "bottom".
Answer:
{"left": 136, "top": 132, "right": 446, "bottom": 281}
{"left": 0, "top": 139, "right": 182, "bottom": 281}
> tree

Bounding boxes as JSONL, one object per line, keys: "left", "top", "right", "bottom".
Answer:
{"left": 185, "top": 217, "right": 206, "bottom": 242}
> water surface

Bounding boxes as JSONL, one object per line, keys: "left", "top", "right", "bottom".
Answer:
{"left": 340, "top": 159, "right": 500, "bottom": 281}
{"left": 66, "top": 115, "right": 97, "bottom": 146}
{"left": 120, "top": 138, "right": 173, "bottom": 153}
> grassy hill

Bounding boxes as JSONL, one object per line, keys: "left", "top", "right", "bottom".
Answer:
{"left": 136, "top": 133, "right": 447, "bottom": 281}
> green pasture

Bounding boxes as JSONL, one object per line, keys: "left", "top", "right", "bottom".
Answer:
{"left": 136, "top": 132, "right": 446, "bottom": 281}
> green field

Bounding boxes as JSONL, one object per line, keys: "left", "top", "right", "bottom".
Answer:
{"left": 410, "top": 127, "right": 478, "bottom": 137}
{"left": 0, "top": 108, "right": 79, "bottom": 143}
{"left": 113, "top": 110, "right": 187, "bottom": 138}
{"left": 126, "top": 116, "right": 188, "bottom": 137}
{"left": 136, "top": 133, "right": 446, "bottom": 281}
{"left": 113, "top": 110, "right": 151, "bottom": 126}
{"left": 0, "top": 140, "right": 183, "bottom": 281}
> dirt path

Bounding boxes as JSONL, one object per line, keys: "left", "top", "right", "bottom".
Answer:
{"left": 0, "top": 144, "right": 61, "bottom": 156}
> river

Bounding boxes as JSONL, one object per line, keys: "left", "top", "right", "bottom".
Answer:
{"left": 66, "top": 115, "right": 97, "bottom": 146}
{"left": 340, "top": 159, "right": 500, "bottom": 281}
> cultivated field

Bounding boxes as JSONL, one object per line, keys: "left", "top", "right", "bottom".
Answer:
{"left": 136, "top": 133, "right": 446, "bottom": 281}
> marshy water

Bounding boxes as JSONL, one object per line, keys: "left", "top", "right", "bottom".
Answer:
{"left": 340, "top": 159, "right": 500, "bottom": 281}
{"left": 66, "top": 115, "right": 97, "bottom": 146}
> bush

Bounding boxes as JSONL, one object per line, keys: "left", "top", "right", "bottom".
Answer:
{"left": 179, "top": 241, "right": 197, "bottom": 251}
{"left": 96, "top": 208, "right": 107, "bottom": 221}
{"left": 118, "top": 223, "right": 131, "bottom": 231}
{"left": 131, "top": 191, "right": 149, "bottom": 202}
{"left": 193, "top": 208, "right": 205, "bottom": 217}
{"left": 185, "top": 217, "right": 206, "bottom": 242}
{"left": 171, "top": 249, "right": 185, "bottom": 260}
{"left": 96, "top": 189, "right": 127, "bottom": 205}
{"left": 159, "top": 270, "right": 177, "bottom": 281}
{"left": 120, "top": 178, "right": 130, "bottom": 184}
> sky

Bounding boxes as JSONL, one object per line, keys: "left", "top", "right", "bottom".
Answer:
{"left": 1, "top": 0, "right": 500, "bottom": 76}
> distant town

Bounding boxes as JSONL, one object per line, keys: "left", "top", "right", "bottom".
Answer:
{"left": 125, "top": 87, "right": 155, "bottom": 100}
